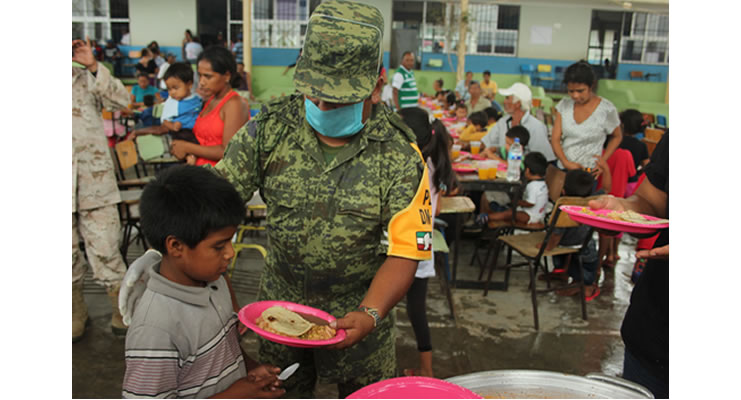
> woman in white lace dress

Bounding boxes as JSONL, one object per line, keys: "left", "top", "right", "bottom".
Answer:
{"left": 551, "top": 62, "right": 622, "bottom": 174}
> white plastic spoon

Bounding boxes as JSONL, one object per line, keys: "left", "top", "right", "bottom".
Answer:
{"left": 278, "top": 363, "right": 300, "bottom": 381}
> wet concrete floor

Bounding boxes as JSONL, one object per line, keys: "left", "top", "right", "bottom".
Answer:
{"left": 72, "top": 231, "right": 636, "bottom": 398}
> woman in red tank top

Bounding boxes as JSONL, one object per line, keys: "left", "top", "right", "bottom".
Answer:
{"left": 170, "top": 46, "right": 249, "bottom": 166}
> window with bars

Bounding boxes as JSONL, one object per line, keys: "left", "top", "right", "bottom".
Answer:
{"left": 72, "top": 0, "right": 129, "bottom": 44}
{"left": 228, "top": 0, "right": 320, "bottom": 48}
{"left": 415, "top": 1, "right": 519, "bottom": 56}
{"left": 620, "top": 12, "right": 668, "bottom": 64}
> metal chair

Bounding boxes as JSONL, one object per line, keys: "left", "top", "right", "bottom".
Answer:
{"left": 228, "top": 196, "right": 268, "bottom": 278}
{"left": 112, "top": 140, "right": 152, "bottom": 264}
{"left": 481, "top": 196, "right": 598, "bottom": 330}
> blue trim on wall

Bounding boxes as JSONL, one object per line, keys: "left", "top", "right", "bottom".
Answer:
{"left": 615, "top": 64, "right": 668, "bottom": 82}
{"left": 253, "top": 48, "right": 302, "bottom": 66}
{"left": 118, "top": 45, "right": 667, "bottom": 83}
{"left": 418, "top": 52, "right": 668, "bottom": 82}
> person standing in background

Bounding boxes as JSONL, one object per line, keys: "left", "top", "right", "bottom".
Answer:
{"left": 72, "top": 38, "right": 131, "bottom": 342}
{"left": 392, "top": 51, "right": 419, "bottom": 111}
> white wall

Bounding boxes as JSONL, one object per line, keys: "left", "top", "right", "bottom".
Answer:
{"left": 356, "top": 0, "right": 393, "bottom": 54}
{"left": 517, "top": 4, "right": 592, "bottom": 61}
{"left": 129, "top": 0, "right": 197, "bottom": 47}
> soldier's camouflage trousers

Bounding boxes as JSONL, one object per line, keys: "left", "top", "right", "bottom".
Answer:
{"left": 72, "top": 204, "right": 126, "bottom": 288}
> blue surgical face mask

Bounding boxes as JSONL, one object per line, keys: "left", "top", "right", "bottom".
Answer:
{"left": 304, "top": 98, "right": 365, "bottom": 138}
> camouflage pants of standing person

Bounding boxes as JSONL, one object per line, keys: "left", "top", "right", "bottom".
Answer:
{"left": 72, "top": 204, "right": 126, "bottom": 288}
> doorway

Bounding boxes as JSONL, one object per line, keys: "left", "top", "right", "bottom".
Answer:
{"left": 588, "top": 10, "right": 624, "bottom": 79}
{"left": 197, "top": 0, "right": 227, "bottom": 48}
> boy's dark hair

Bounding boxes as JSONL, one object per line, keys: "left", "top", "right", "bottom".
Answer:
{"left": 484, "top": 106, "right": 501, "bottom": 122}
{"left": 524, "top": 152, "right": 547, "bottom": 176}
{"left": 505, "top": 125, "right": 530, "bottom": 147}
{"left": 563, "top": 61, "right": 597, "bottom": 88}
{"left": 136, "top": 71, "right": 149, "bottom": 79}
{"left": 563, "top": 169, "right": 595, "bottom": 197}
{"left": 483, "top": 70, "right": 491, "bottom": 76}
{"left": 143, "top": 95, "right": 155, "bottom": 107}
{"left": 620, "top": 108, "right": 646, "bottom": 136}
{"left": 445, "top": 92, "right": 457, "bottom": 106}
{"left": 469, "top": 111, "right": 487, "bottom": 129}
{"left": 163, "top": 62, "right": 194, "bottom": 84}
{"left": 140, "top": 165, "right": 245, "bottom": 254}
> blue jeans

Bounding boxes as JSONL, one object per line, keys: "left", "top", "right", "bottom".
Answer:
{"left": 623, "top": 349, "right": 669, "bottom": 398}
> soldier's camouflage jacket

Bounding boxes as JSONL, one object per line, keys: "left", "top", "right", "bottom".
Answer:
{"left": 72, "top": 65, "right": 130, "bottom": 212}
{"left": 215, "top": 94, "right": 433, "bottom": 379}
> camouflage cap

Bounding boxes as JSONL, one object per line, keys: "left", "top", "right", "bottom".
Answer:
{"left": 293, "top": 0, "right": 384, "bottom": 103}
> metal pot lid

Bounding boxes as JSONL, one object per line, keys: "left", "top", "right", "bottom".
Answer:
{"left": 446, "top": 370, "right": 654, "bottom": 399}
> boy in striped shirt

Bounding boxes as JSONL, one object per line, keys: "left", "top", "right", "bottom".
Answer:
{"left": 121, "top": 165, "right": 284, "bottom": 399}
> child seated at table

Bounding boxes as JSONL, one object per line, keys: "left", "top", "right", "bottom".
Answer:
{"left": 481, "top": 125, "right": 530, "bottom": 163}
{"left": 454, "top": 100, "right": 468, "bottom": 121}
{"left": 476, "top": 152, "right": 549, "bottom": 226}
{"left": 483, "top": 107, "right": 501, "bottom": 130}
{"left": 459, "top": 111, "right": 489, "bottom": 144}
{"left": 538, "top": 169, "right": 600, "bottom": 301}
{"left": 435, "top": 89, "right": 446, "bottom": 104}
{"left": 121, "top": 165, "right": 285, "bottom": 399}
{"left": 442, "top": 92, "right": 457, "bottom": 115}
{"left": 132, "top": 62, "right": 202, "bottom": 164}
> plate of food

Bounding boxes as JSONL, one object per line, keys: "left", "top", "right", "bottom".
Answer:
{"left": 452, "top": 162, "right": 476, "bottom": 173}
{"left": 560, "top": 206, "right": 669, "bottom": 234}
{"left": 238, "top": 301, "right": 346, "bottom": 348}
{"left": 347, "top": 377, "right": 483, "bottom": 399}
{"left": 459, "top": 151, "right": 486, "bottom": 160}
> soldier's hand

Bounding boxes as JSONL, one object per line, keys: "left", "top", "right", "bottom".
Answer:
{"left": 325, "top": 311, "right": 375, "bottom": 350}
{"left": 73, "top": 37, "right": 98, "bottom": 72}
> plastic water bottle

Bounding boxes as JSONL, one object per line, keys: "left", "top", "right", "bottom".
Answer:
{"left": 506, "top": 138, "right": 523, "bottom": 182}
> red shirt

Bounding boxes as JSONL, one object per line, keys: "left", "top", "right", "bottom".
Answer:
{"left": 193, "top": 90, "right": 241, "bottom": 166}
{"left": 597, "top": 148, "right": 636, "bottom": 198}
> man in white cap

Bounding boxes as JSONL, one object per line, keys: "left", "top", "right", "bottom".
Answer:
{"left": 481, "top": 82, "right": 555, "bottom": 162}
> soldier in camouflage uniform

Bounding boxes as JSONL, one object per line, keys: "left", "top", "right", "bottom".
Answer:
{"left": 72, "top": 38, "right": 130, "bottom": 342}
{"left": 214, "top": 1, "right": 433, "bottom": 397}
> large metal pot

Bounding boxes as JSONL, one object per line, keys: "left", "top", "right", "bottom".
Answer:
{"left": 446, "top": 370, "right": 653, "bottom": 399}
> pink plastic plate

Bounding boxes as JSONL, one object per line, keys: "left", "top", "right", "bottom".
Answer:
{"left": 452, "top": 162, "right": 476, "bottom": 173}
{"left": 238, "top": 301, "right": 346, "bottom": 348}
{"left": 560, "top": 205, "right": 669, "bottom": 234}
{"left": 347, "top": 377, "right": 483, "bottom": 399}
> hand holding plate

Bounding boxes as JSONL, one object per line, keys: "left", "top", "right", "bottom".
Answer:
{"left": 325, "top": 311, "right": 375, "bottom": 350}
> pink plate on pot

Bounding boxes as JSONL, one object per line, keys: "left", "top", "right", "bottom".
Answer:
{"left": 238, "top": 301, "right": 346, "bottom": 348}
{"left": 560, "top": 205, "right": 669, "bottom": 235}
{"left": 347, "top": 377, "right": 483, "bottom": 399}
